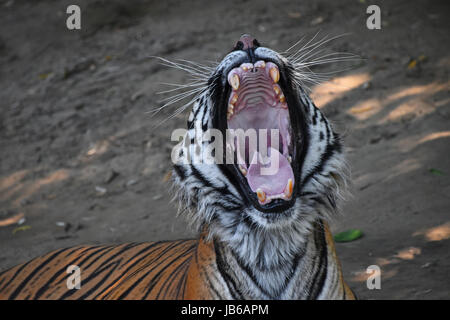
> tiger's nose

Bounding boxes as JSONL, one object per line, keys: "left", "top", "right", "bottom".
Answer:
{"left": 234, "top": 34, "right": 260, "bottom": 50}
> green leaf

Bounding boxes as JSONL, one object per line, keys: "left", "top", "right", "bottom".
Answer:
{"left": 334, "top": 229, "right": 363, "bottom": 243}
{"left": 429, "top": 168, "right": 444, "bottom": 176}
{"left": 12, "top": 225, "right": 31, "bottom": 235}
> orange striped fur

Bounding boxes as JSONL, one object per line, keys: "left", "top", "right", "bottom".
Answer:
{"left": 0, "top": 224, "right": 354, "bottom": 300}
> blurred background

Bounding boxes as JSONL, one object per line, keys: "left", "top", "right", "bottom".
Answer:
{"left": 0, "top": 0, "right": 449, "bottom": 299}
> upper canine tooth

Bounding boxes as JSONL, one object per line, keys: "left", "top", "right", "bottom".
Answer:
{"left": 239, "top": 165, "right": 247, "bottom": 176}
{"left": 229, "top": 74, "right": 240, "bottom": 90}
{"left": 256, "top": 188, "right": 266, "bottom": 203}
{"left": 279, "top": 93, "right": 286, "bottom": 103}
{"left": 270, "top": 67, "right": 280, "bottom": 83}
{"left": 284, "top": 179, "right": 293, "bottom": 199}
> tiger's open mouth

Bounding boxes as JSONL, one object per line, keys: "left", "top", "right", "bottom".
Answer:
{"left": 225, "top": 60, "right": 298, "bottom": 209}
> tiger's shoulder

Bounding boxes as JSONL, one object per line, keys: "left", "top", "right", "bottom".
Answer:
{"left": 0, "top": 240, "right": 197, "bottom": 300}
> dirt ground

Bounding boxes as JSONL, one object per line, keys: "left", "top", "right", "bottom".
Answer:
{"left": 0, "top": 0, "right": 449, "bottom": 300}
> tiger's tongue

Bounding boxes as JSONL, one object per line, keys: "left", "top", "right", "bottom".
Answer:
{"left": 246, "top": 147, "right": 294, "bottom": 196}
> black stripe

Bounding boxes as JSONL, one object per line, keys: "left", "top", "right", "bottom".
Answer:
{"left": 276, "top": 246, "right": 306, "bottom": 297}
{"left": 155, "top": 247, "right": 194, "bottom": 299}
{"left": 173, "top": 165, "right": 186, "bottom": 181}
{"left": 0, "top": 259, "right": 34, "bottom": 292}
{"left": 33, "top": 246, "right": 104, "bottom": 299}
{"left": 203, "top": 270, "right": 223, "bottom": 299}
{"left": 96, "top": 242, "right": 164, "bottom": 299}
{"left": 115, "top": 241, "right": 184, "bottom": 299}
{"left": 325, "top": 119, "right": 331, "bottom": 143}
{"left": 82, "top": 246, "right": 118, "bottom": 270}
{"left": 312, "top": 107, "right": 318, "bottom": 125}
{"left": 77, "top": 260, "right": 123, "bottom": 300}
{"left": 176, "top": 255, "right": 192, "bottom": 299}
{"left": 301, "top": 139, "right": 341, "bottom": 188}
{"left": 190, "top": 164, "right": 213, "bottom": 188}
{"left": 58, "top": 243, "right": 140, "bottom": 299}
{"left": 8, "top": 248, "right": 68, "bottom": 300}
{"left": 142, "top": 242, "right": 195, "bottom": 299}
{"left": 230, "top": 248, "right": 272, "bottom": 297}
{"left": 214, "top": 240, "right": 243, "bottom": 299}
{"left": 77, "top": 260, "right": 124, "bottom": 300}
{"left": 201, "top": 103, "right": 209, "bottom": 129}
{"left": 307, "top": 223, "right": 328, "bottom": 299}
{"left": 42, "top": 246, "right": 115, "bottom": 299}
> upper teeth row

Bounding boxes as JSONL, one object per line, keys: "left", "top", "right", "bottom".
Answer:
{"left": 227, "top": 60, "right": 280, "bottom": 90}
{"left": 227, "top": 61, "right": 285, "bottom": 119}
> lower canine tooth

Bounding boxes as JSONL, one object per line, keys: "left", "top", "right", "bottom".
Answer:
{"left": 279, "top": 93, "right": 286, "bottom": 103}
{"left": 284, "top": 179, "right": 293, "bottom": 199}
{"left": 239, "top": 166, "right": 247, "bottom": 176}
{"left": 256, "top": 188, "right": 266, "bottom": 203}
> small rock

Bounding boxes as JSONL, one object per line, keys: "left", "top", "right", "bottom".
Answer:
{"left": 126, "top": 179, "right": 138, "bottom": 187}
{"left": 362, "top": 81, "right": 371, "bottom": 90}
{"left": 95, "top": 186, "right": 107, "bottom": 195}
{"left": 287, "top": 12, "right": 301, "bottom": 19}
{"left": 370, "top": 136, "right": 382, "bottom": 144}
{"left": 104, "top": 170, "right": 119, "bottom": 184}
{"left": 311, "top": 16, "right": 324, "bottom": 26}
{"left": 20, "top": 199, "right": 31, "bottom": 206}
{"left": 152, "top": 194, "right": 163, "bottom": 200}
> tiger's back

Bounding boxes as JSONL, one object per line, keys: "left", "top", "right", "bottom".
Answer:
{"left": 0, "top": 240, "right": 197, "bottom": 300}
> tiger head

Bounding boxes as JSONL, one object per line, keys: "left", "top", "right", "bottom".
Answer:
{"left": 169, "top": 34, "right": 349, "bottom": 268}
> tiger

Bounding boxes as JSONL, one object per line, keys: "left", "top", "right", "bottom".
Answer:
{"left": 0, "top": 34, "right": 355, "bottom": 300}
